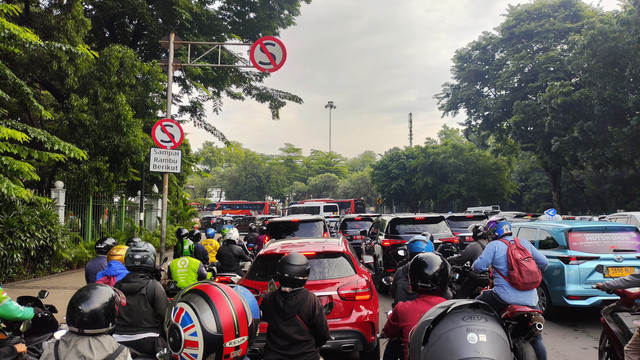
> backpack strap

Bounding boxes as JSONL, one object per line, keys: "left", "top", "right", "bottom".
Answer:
{"left": 104, "top": 344, "right": 126, "bottom": 360}
{"left": 54, "top": 340, "right": 60, "bottom": 360}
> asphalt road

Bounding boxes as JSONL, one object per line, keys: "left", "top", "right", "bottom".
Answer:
{"left": 3, "top": 267, "right": 603, "bottom": 360}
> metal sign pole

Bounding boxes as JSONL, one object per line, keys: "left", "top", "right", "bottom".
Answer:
{"left": 159, "top": 32, "right": 175, "bottom": 264}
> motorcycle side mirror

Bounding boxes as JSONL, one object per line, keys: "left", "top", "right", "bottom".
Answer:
{"left": 362, "top": 255, "right": 375, "bottom": 265}
{"left": 38, "top": 290, "right": 49, "bottom": 299}
{"left": 161, "top": 257, "right": 169, "bottom": 265}
{"left": 381, "top": 276, "right": 393, "bottom": 286}
{"left": 19, "top": 319, "right": 31, "bottom": 333}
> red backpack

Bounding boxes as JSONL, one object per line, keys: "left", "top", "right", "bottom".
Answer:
{"left": 494, "top": 238, "right": 542, "bottom": 291}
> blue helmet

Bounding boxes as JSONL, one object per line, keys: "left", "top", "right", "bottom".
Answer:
{"left": 205, "top": 228, "right": 216, "bottom": 239}
{"left": 407, "top": 234, "right": 434, "bottom": 257}
{"left": 484, "top": 216, "right": 511, "bottom": 240}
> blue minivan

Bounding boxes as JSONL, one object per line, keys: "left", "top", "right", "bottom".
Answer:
{"left": 511, "top": 220, "right": 640, "bottom": 317}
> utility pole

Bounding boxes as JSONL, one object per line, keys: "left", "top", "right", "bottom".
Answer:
{"left": 408, "top": 113, "right": 413, "bottom": 147}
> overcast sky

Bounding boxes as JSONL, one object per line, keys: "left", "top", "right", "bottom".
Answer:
{"left": 181, "top": 0, "right": 620, "bottom": 159}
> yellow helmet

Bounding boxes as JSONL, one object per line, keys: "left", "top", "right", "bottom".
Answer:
{"left": 107, "top": 245, "right": 129, "bottom": 264}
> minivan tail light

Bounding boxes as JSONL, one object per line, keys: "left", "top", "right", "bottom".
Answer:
{"left": 337, "top": 279, "right": 372, "bottom": 301}
{"left": 557, "top": 255, "right": 600, "bottom": 265}
{"left": 381, "top": 239, "right": 407, "bottom": 247}
{"left": 439, "top": 236, "right": 459, "bottom": 244}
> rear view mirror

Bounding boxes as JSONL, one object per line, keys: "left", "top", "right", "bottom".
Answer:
{"left": 362, "top": 255, "right": 374, "bottom": 264}
{"left": 37, "top": 290, "right": 49, "bottom": 299}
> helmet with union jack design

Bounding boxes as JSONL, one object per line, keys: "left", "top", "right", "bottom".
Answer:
{"left": 164, "top": 281, "right": 256, "bottom": 360}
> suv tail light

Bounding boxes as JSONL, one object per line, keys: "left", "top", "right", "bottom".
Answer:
{"left": 439, "top": 236, "right": 459, "bottom": 244}
{"left": 381, "top": 239, "right": 407, "bottom": 247}
{"left": 264, "top": 235, "right": 270, "bottom": 244}
{"left": 351, "top": 235, "right": 365, "bottom": 240}
{"left": 337, "top": 279, "right": 372, "bottom": 301}
{"left": 557, "top": 255, "right": 600, "bottom": 265}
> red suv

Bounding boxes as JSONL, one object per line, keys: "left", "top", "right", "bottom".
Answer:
{"left": 238, "top": 237, "right": 380, "bottom": 359}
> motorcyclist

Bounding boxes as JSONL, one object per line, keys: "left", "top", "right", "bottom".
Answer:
{"left": 168, "top": 238, "right": 209, "bottom": 289}
{"left": 0, "top": 286, "right": 40, "bottom": 359}
{"left": 382, "top": 252, "right": 450, "bottom": 359}
{"left": 113, "top": 241, "right": 169, "bottom": 357}
{"left": 96, "top": 245, "right": 129, "bottom": 287}
{"left": 173, "top": 228, "right": 190, "bottom": 259}
{"left": 596, "top": 272, "right": 640, "bottom": 359}
{"left": 216, "top": 229, "right": 252, "bottom": 276}
{"left": 472, "top": 216, "right": 549, "bottom": 360}
{"left": 85, "top": 237, "right": 118, "bottom": 284}
{"left": 260, "top": 252, "right": 330, "bottom": 360}
{"left": 447, "top": 223, "right": 489, "bottom": 299}
{"left": 244, "top": 224, "right": 259, "bottom": 250}
{"left": 385, "top": 233, "right": 434, "bottom": 360}
{"left": 40, "top": 283, "right": 132, "bottom": 360}
{"left": 255, "top": 225, "right": 267, "bottom": 252}
{"left": 188, "top": 229, "right": 210, "bottom": 266}
{"left": 201, "top": 228, "right": 220, "bottom": 264}
{"left": 390, "top": 233, "right": 434, "bottom": 306}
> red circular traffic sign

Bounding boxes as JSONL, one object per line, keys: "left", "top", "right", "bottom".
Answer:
{"left": 250, "top": 36, "right": 287, "bottom": 73}
{"left": 151, "top": 119, "right": 184, "bottom": 149}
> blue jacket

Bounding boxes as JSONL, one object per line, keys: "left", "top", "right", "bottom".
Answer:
{"left": 473, "top": 235, "right": 548, "bottom": 306}
{"left": 96, "top": 260, "right": 130, "bottom": 282}
{"left": 85, "top": 256, "right": 108, "bottom": 284}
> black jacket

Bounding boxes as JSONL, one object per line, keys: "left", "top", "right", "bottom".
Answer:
{"left": 390, "top": 262, "right": 416, "bottom": 306}
{"left": 447, "top": 240, "right": 487, "bottom": 266}
{"left": 113, "top": 271, "right": 169, "bottom": 335}
{"left": 260, "top": 288, "right": 330, "bottom": 360}
{"left": 216, "top": 243, "right": 251, "bottom": 273}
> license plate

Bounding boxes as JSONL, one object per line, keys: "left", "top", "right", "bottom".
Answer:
{"left": 605, "top": 266, "right": 636, "bottom": 278}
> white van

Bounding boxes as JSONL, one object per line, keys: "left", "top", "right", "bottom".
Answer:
{"left": 286, "top": 202, "right": 339, "bottom": 216}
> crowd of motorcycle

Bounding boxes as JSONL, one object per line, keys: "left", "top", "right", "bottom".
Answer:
{"left": 2, "top": 217, "right": 640, "bottom": 360}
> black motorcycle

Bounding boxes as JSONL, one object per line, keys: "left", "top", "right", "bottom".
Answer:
{"left": 3, "top": 290, "right": 60, "bottom": 359}
{"left": 448, "top": 263, "right": 490, "bottom": 299}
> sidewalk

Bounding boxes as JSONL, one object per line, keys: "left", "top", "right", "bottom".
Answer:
{"left": 3, "top": 268, "right": 85, "bottom": 323}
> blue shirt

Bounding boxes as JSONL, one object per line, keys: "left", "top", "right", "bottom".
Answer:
{"left": 472, "top": 235, "right": 549, "bottom": 306}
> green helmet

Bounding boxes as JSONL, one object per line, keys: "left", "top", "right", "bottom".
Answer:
{"left": 220, "top": 228, "right": 229, "bottom": 237}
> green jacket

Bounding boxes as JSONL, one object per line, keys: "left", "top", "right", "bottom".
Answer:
{"left": 168, "top": 257, "right": 209, "bottom": 289}
{"left": 0, "top": 286, "right": 34, "bottom": 321}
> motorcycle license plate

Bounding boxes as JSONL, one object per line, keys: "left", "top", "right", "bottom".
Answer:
{"left": 605, "top": 266, "right": 635, "bottom": 278}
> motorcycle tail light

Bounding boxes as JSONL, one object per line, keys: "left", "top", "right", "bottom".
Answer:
{"left": 381, "top": 239, "right": 407, "bottom": 246}
{"left": 214, "top": 275, "right": 234, "bottom": 283}
{"left": 264, "top": 236, "right": 270, "bottom": 244}
{"left": 337, "top": 279, "right": 372, "bottom": 301}
{"left": 557, "top": 255, "right": 599, "bottom": 265}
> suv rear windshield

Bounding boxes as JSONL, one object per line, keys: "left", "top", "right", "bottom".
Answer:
{"left": 389, "top": 217, "right": 451, "bottom": 236}
{"left": 445, "top": 215, "right": 487, "bottom": 229}
{"left": 567, "top": 231, "right": 640, "bottom": 253}
{"left": 245, "top": 253, "right": 356, "bottom": 281}
{"left": 267, "top": 220, "right": 325, "bottom": 240}
{"left": 340, "top": 219, "right": 374, "bottom": 231}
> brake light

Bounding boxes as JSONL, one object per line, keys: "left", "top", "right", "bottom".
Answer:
{"left": 300, "top": 252, "right": 316, "bottom": 257}
{"left": 557, "top": 255, "right": 600, "bottom": 265}
{"left": 414, "top": 217, "right": 425, "bottom": 220}
{"left": 323, "top": 232, "right": 329, "bottom": 238}
{"left": 291, "top": 219, "right": 300, "bottom": 222}
{"left": 381, "top": 239, "right": 407, "bottom": 247}
{"left": 354, "top": 217, "right": 362, "bottom": 220}
{"left": 264, "top": 236, "right": 270, "bottom": 244}
{"left": 439, "top": 236, "right": 459, "bottom": 244}
{"left": 337, "top": 279, "right": 372, "bottom": 301}
{"left": 214, "top": 275, "right": 234, "bottom": 283}
{"left": 566, "top": 295, "right": 594, "bottom": 300}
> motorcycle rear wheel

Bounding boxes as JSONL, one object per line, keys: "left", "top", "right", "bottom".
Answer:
{"left": 513, "top": 339, "right": 536, "bottom": 360}
{"left": 598, "top": 329, "right": 621, "bottom": 360}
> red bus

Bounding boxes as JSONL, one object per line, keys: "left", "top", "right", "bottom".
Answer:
{"left": 212, "top": 200, "right": 278, "bottom": 216}
{"left": 296, "top": 198, "right": 366, "bottom": 215}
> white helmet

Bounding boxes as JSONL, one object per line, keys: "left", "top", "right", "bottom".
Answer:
{"left": 225, "top": 228, "right": 240, "bottom": 244}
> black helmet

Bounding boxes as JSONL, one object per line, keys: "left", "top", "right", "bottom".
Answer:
{"left": 176, "top": 239, "right": 195, "bottom": 257}
{"left": 188, "top": 229, "right": 202, "bottom": 243}
{"left": 126, "top": 236, "right": 142, "bottom": 247}
{"left": 259, "top": 225, "right": 267, "bottom": 235}
{"left": 95, "top": 237, "right": 117, "bottom": 256}
{"left": 468, "top": 223, "right": 487, "bottom": 241}
{"left": 124, "top": 241, "right": 157, "bottom": 271}
{"left": 67, "top": 283, "right": 126, "bottom": 335}
{"left": 248, "top": 224, "right": 257, "bottom": 233}
{"left": 409, "top": 252, "right": 450, "bottom": 296}
{"left": 175, "top": 228, "right": 189, "bottom": 241}
{"left": 164, "top": 281, "right": 253, "bottom": 360}
{"left": 277, "top": 252, "right": 310, "bottom": 289}
{"left": 408, "top": 300, "right": 511, "bottom": 360}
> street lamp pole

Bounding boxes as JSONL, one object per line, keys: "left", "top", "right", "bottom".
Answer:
{"left": 325, "top": 101, "right": 336, "bottom": 152}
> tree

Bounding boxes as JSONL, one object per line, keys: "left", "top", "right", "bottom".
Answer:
{"left": 435, "top": 0, "right": 601, "bottom": 213}
{"left": 303, "top": 150, "right": 348, "bottom": 178}
{"left": 337, "top": 169, "right": 377, "bottom": 207}
{"left": 346, "top": 150, "right": 378, "bottom": 173}
{"left": 307, "top": 173, "right": 340, "bottom": 199}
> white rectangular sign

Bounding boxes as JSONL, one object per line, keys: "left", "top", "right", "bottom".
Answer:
{"left": 149, "top": 147, "right": 182, "bottom": 173}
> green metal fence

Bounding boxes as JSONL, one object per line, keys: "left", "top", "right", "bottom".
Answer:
{"left": 65, "top": 195, "right": 156, "bottom": 242}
